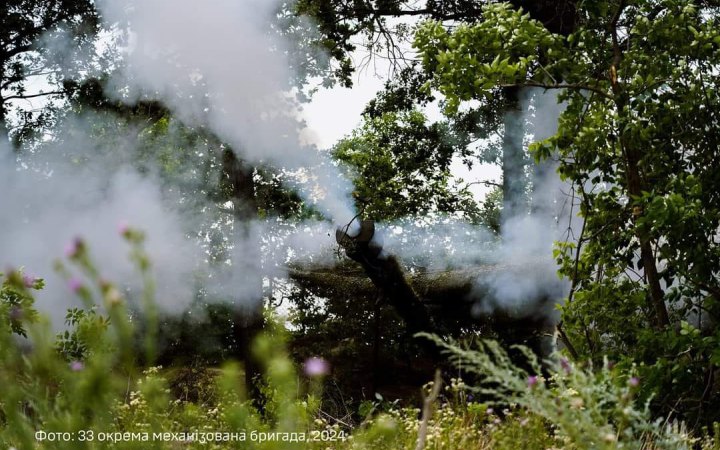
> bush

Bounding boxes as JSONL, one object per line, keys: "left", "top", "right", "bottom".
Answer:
{"left": 418, "top": 333, "right": 705, "bottom": 450}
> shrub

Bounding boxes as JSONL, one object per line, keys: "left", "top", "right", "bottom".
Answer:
{"left": 418, "top": 333, "right": 702, "bottom": 450}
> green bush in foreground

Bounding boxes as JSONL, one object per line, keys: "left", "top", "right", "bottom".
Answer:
{"left": 0, "top": 231, "right": 717, "bottom": 449}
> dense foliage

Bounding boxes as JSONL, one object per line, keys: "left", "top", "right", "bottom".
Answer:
{"left": 1, "top": 0, "right": 101, "bottom": 144}
{"left": 414, "top": 0, "right": 720, "bottom": 423}
{"left": 333, "top": 110, "right": 483, "bottom": 222}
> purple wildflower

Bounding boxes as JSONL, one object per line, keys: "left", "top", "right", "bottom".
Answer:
{"left": 628, "top": 377, "right": 640, "bottom": 387}
{"left": 117, "top": 221, "right": 130, "bottom": 236}
{"left": 22, "top": 274, "right": 36, "bottom": 288}
{"left": 560, "top": 357, "right": 571, "bottom": 374}
{"left": 64, "top": 238, "right": 82, "bottom": 258}
{"left": 527, "top": 375, "right": 539, "bottom": 388}
{"left": 9, "top": 306, "right": 23, "bottom": 321}
{"left": 68, "top": 277, "right": 83, "bottom": 293}
{"left": 303, "top": 357, "right": 330, "bottom": 377}
{"left": 70, "top": 361, "right": 84, "bottom": 371}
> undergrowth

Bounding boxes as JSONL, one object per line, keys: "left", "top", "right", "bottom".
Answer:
{"left": 0, "top": 230, "right": 717, "bottom": 449}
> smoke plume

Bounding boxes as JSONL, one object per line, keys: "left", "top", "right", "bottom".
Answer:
{"left": 0, "top": 115, "right": 340, "bottom": 327}
{"left": 97, "top": 0, "right": 357, "bottom": 224}
{"left": 474, "top": 89, "right": 579, "bottom": 322}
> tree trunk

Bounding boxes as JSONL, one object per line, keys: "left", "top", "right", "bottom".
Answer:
{"left": 608, "top": 4, "right": 670, "bottom": 329}
{"left": 0, "top": 103, "right": 8, "bottom": 146}
{"left": 624, "top": 146, "right": 671, "bottom": 328}
{"left": 0, "top": 61, "right": 9, "bottom": 146}
{"left": 501, "top": 86, "right": 527, "bottom": 224}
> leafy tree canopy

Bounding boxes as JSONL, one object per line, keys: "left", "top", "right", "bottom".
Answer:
{"left": 414, "top": 0, "right": 720, "bottom": 421}
{"left": 1, "top": 0, "right": 100, "bottom": 145}
{"left": 333, "top": 109, "right": 485, "bottom": 223}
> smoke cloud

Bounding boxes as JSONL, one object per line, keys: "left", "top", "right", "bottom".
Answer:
{"left": 97, "top": 0, "right": 357, "bottom": 224}
{"left": 473, "top": 89, "right": 578, "bottom": 322}
{"left": 0, "top": 115, "right": 341, "bottom": 327}
{"left": 0, "top": 132, "right": 205, "bottom": 325}
{"left": 362, "top": 90, "right": 579, "bottom": 322}
{"left": 0, "top": 0, "right": 361, "bottom": 326}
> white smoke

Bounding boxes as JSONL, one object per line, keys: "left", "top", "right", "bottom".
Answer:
{"left": 96, "top": 0, "right": 357, "bottom": 224}
{"left": 474, "top": 89, "right": 580, "bottom": 321}
{"left": 0, "top": 135, "right": 206, "bottom": 326}
{"left": 376, "top": 218, "right": 499, "bottom": 270}
{"left": 358, "top": 90, "right": 580, "bottom": 321}
{"left": 0, "top": 1, "right": 582, "bottom": 333}
{"left": 0, "top": 0, "right": 365, "bottom": 327}
{"left": 475, "top": 177, "right": 572, "bottom": 321}
{"left": 0, "top": 113, "right": 343, "bottom": 327}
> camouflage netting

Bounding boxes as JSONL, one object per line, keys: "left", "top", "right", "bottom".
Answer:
{"left": 288, "top": 261, "right": 550, "bottom": 331}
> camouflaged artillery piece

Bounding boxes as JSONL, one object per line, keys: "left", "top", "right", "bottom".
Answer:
{"left": 290, "top": 219, "right": 558, "bottom": 363}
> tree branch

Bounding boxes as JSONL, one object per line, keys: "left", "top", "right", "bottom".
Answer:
{"left": 500, "top": 82, "right": 612, "bottom": 100}
{"left": 464, "top": 180, "right": 502, "bottom": 189}
{"left": 3, "top": 44, "right": 33, "bottom": 60}
{"left": 3, "top": 90, "right": 65, "bottom": 101}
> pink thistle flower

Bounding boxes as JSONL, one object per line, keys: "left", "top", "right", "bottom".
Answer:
{"left": 22, "top": 274, "right": 36, "bottom": 288}
{"left": 64, "top": 238, "right": 82, "bottom": 258}
{"left": 68, "top": 277, "right": 83, "bottom": 293}
{"left": 117, "top": 221, "right": 130, "bottom": 236}
{"left": 628, "top": 377, "right": 640, "bottom": 387}
{"left": 527, "top": 375, "right": 539, "bottom": 388}
{"left": 560, "top": 358, "right": 571, "bottom": 374}
{"left": 303, "top": 357, "right": 330, "bottom": 377}
{"left": 70, "top": 361, "right": 84, "bottom": 371}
